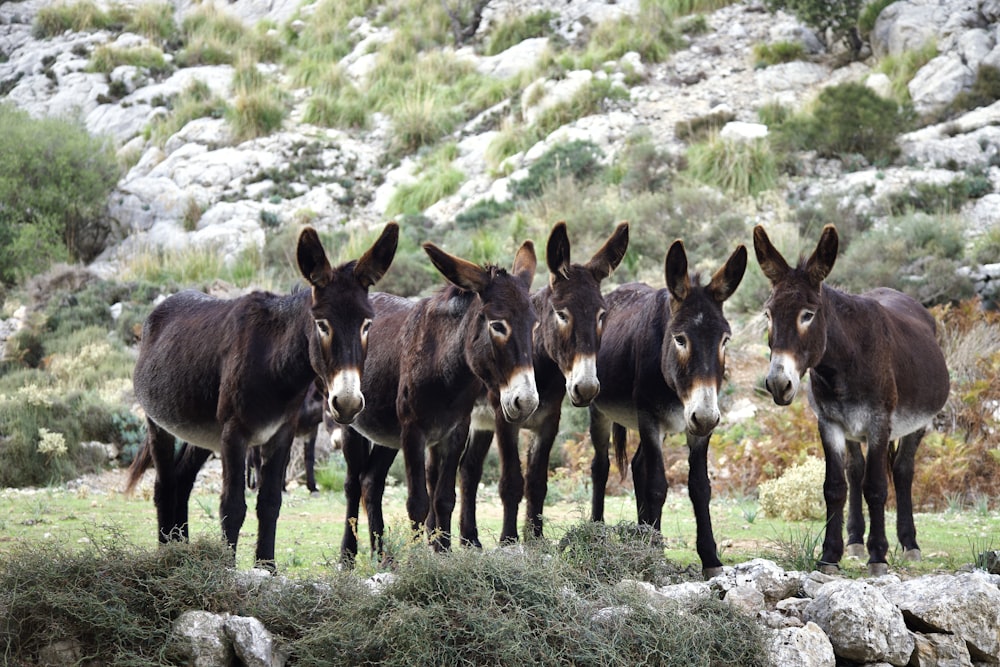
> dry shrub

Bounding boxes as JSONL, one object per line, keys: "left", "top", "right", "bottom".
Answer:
{"left": 757, "top": 456, "right": 826, "bottom": 520}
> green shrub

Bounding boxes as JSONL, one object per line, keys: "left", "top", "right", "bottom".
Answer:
{"left": 454, "top": 198, "right": 515, "bottom": 228}
{"left": 875, "top": 42, "right": 937, "bottom": 105}
{"left": 575, "top": 0, "right": 679, "bottom": 68}
{"left": 949, "top": 65, "right": 1000, "bottom": 116}
{"left": 685, "top": 135, "right": 778, "bottom": 198}
{"left": 0, "top": 104, "right": 120, "bottom": 284}
{"left": 385, "top": 166, "right": 464, "bottom": 217}
{"left": 510, "top": 139, "right": 606, "bottom": 200}
{"left": 763, "top": 0, "right": 864, "bottom": 51}
{"left": 887, "top": 173, "right": 991, "bottom": 215}
{"left": 485, "top": 10, "right": 556, "bottom": 56}
{"left": 757, "top": 456, "right": 826, "bottom": 520}
{"left": 87, "top": 44, "right": 171, "bottom": 76}
{"left": 752, "top": 40, "right": 806, "bottom": 67}
{"left": 227, "top": 82, "right": 287, "bottom": 141}
{"left": 675, "top": 106, "right": 735, "bottom": 143}
{"left": 610, "top": 127, "right": 675, "bottom": 194}
{"left": 858, "top": 0, "right": 896, "bottom": 36}
{"left": 33, "top": 0, "right": 107, "bottom": 38}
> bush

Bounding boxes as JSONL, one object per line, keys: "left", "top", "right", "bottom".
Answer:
{"left": 509, "top": 139, "right": 606, "bottom": 200}
{"left": 485, "top": 11, "right": 555, "bottom": 56}
{"left": 763, "top": 0, "right": 864, "bottom": 51}
{"left": 949, "top": 65, "right": 1000, "bottom": 117}
{"left": 752, "top": 40, "right": 806, "bottom": 67}
{"left": 0, "top": 104, "right": 120, "bottom": 285}
{"left": 757, "top": 456, "right": 826, "bottom": 520}
{"left": 684, "top": 135, "right": 778, "bottom": 198}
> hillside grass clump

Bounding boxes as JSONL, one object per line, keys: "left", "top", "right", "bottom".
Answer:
{"left": 485, "top": 10, "right": 556, "bottom": 56}
{"left": 144, "top": 80, "right": 228, "bottom": 147}
{"left": 684, "top": 134, "right": 778, "bottom": 198}
{"left": 752, "top": 40, "right": 806, "bottom": 67}
{"left": 0, "top": 104, "right": 120, "bottom": 285}
{"left": 874, "top": 42, "right": 937, "bottom": 106}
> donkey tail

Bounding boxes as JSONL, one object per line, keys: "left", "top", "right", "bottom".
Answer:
{"left": 612, "top": 423, "right": 628, "bottom": 482}
{"left": 124, "top": 439, "right": 153, "bottom": 494}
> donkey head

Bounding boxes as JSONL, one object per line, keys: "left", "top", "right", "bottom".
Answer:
{"left": 297, "top": 222, "right": 399, "bottom": 424}
{"left": 662, "top": 240, "right": 747, "bottom": 437}
{"left": 753, "top": 224, "right": 837, "bottom": 406}
{"left": 423, "top": 241, "right": 540, "bottom": 423}
{"left": 541, "top": 221, "right": 629, "bottom": 406}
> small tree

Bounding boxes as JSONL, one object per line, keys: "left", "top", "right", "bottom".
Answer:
{"left": 0, "top": 104, "right": 120, "bottom": 285}
{"left": 764, "top": 0, "right": 865, "bottom": 53}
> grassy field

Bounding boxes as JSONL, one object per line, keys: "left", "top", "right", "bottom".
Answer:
{"left": 2, "top": 462, "right": 997, "bottom": 579}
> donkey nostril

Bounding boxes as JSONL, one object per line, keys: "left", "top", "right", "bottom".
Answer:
{"left": 331, "top": 396, "right": 341, "bottom": 413}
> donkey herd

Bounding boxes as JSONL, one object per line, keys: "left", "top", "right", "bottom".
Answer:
{"left": 126, "top": 220, "right": 949, "bottom": 579}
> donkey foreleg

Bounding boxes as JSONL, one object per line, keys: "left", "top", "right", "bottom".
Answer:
{"left": 817, "top": 421, "right": 848, "bottom": 573}
{"left": 254, "top": 426, "right": 296, "bottom": 571}
{"left": 494, "top": 417, "right": 524, "bottom": 546}
{"left": 844, "top": 439, "right": 867, "bottom": 558}
{"left": 588, "top": 407, "right": 612, "bottom": 523}
{"left": 523, "top": 418, "right": 560, "bottom": 540}
{"left": 363, "top": 445, "right": 399, "bottom": 562}
{"left": 687, "top": 433, "right": 722, "bottom": 578}
{"left": 400, "top": 427, "right": 431, "bottom": 538}
{"left": 148, "top": 420, "right": 181, "bottom": 544}
{"left": 635, "top": 418, "right": 667, "bottom": 529}
{"left": 340, "top": 427, "right": 370, "bottom": 566}
{"left": 892, "top": 430, "right": 923, "bottom": 560}
{"left": 427, "top": 426, "right": 466, "bottom": 552}
{"left": 458, "top": 428, "right": 493, "bottom": 548}
{"left": 174, "top": 443, "right": 212, "bottom": 542}
{"left": 862, "top": 421, "right": 893, "bottom": 575}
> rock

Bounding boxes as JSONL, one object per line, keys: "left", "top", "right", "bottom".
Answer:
{"left": 719, "top": 121, "right": 768, "bottom": 141}
{"left": 172, "top": 610, "right": 236, "bottom": 667}
{"left": 908, "top": 53, "right": 976, "bottom": 116}
{"left": 882, "top": 572, "right": 1000, "bottom": 663}
{"left": 225, "top": 615, "right": 287, "bottom": 667}
{"left": 725, "top": 584, "right": 766, "bottom": 615}
{"left": 804, "top": 579, "right": 914, "bottom": 665}
{"left": 477, "top": 37, "right": 550, "bottom": 80}
{"left": 768, "top": 621, "right": 836, "bottom": 667}
{"left": 910, "top": 632, "right": 973, "bottom": 667}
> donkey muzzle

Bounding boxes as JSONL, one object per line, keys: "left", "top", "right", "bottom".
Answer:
{"left": 327, "top": 369, "right": 365, "bottom": 424}
{"left": 500, "top": 367, "right": 539, "bottom": 423}
{"left": 684, "top": 382, "right": 721, "bottom": 437}
{"left": 566, "top": 355, "right": 600, "bottom": 406}
{"left": 765, "top": 352, "right": 800, "bottom": 406}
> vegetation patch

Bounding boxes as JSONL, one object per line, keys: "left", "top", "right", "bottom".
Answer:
{"left": 757, "top": 457, "right": 826, "bottom": 520}
{"left": 752, "top": 40, "right": 806, "bottom": 67}
{"left": 685, "top": 134, "right": 778, "bottom": 198}
{"left": 485, "top": 10, "right": 556, "bottom": 56}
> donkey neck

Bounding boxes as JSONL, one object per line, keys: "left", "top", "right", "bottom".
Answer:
{"left": 267, "top": 288, "right": 320, "bottom": 393}
{"left": 812, "top": 284, "right": 862, "bottom": 379}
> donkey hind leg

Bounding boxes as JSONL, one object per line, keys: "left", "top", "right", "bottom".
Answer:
{"left": 844, "top": 439, "right": 867, "bottom": 559}
{"left": 494, "top": 416, "right": 524, "bottom": 546}
{"left": 459, "top": 428, "right": 494, "bottom": 548}
{"left": 891, "top": 429, "right": 924, "bottom": 561}
{"left": 817, "top": 421, "right": 848, "bottom": 574}
{"left": 862, "top": 421, "right": 893, "bottom": 576}
{"left": 174, "top": 443, "right": 212, "bottom": 542}
{"left": 303, "top": 428, "right": 319, "bottom": 494}
{"left": 523, "top": 417, "right": 560, "bottom": 540}
{"left": 589, "top": 406, "right": 612, "bottom": 523}
{"left": 254, "top": 424, "right": 296, "bottom": 571}
{"left": 340, "top": 427, "right": 370, "bottom": 566}
{"left": 687, "top": 433, "right": 722, "bottom": 578}
{"left": 363, "top": 445, "right": 399, "bottom": 564}
{"left": 148, "top": 420, "right": 181, "bottom": 544}
{"left": 635, "top": 420, "right": 667, "bottom": 530}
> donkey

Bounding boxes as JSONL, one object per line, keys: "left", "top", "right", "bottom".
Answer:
{"left": 589, "top": 240, "right": 747, "bottom": 578}
{"left": 339, "top": 241, "right": 539, "bottom": 563}
{"left": 126, "top": 223, "right": 398, "bottom": 570}
{"left": 457, "top": 221, "right": 630, "bottom": 546}
{"left": 753, "top": 224, "right": 950, "bottom": 576}
{"left": 246, "top": 380, "right": 326, "bottom": 495}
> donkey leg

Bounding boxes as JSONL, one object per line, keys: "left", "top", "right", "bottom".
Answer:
{"left": 425, "top": 444, "right": 442, "bottom": 539}
{"left": 429, "top": 427, "right": 465, "bottom": 552}
{"left": 340, "top": 428, "right": 369, "bottom": 566}
{"left": 863, "top": 422, "right": 893, "bottom": 575}
{"left": 631, "top": 441, "right": 648, "bottom": 524}
{"left": 687, "top": 433, "right": 722, "bottom": 578}
{"left": 494, "top": 417, "right": 524, "bottom": 545}
{"left": 363, "top": 445, "right": 399, "bottom": 562}
{"left": 400, "top": 427, "right": 431, "bottom": 538}
{"left": 523, "top": 418, "right": 560, "bottom": 539}
{"left": 892, "top": 430, "right": 924, "bottom": 561}
{"left": 844, "top": 439, "right": 867, "bottom": 559}
{"left": 589, "top": 406, "right": 611, "bottom": 523}
{"left": 817, "top": 421, "right": 848, "bottom": 573}
{"left": 148, "top": 420, "right": 180, "bottom": 544}
{"left": 218, "top": 426, "right": 250, "bottom": 558}
{"left": 174, "top": 443, "right": 212, "bottom": 542}
{"left": 254, "top": 425, "right": 295, "bottom": 570}
{"left": 459, "top": 428, "right": 493, "bottom": 548}
{"left": 636, "top": 416, "right": 667, "bottom": 529}
{"left": 303, "top": 429, "right": 319, "bottom": 494}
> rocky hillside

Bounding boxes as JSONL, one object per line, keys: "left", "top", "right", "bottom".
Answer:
{"left": 0, "top": 0, "right": 997, "bottom": 302}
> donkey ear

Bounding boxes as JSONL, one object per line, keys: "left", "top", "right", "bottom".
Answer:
{"left": 805, "top": 224, "right": 838, "bottom": 287}
{"left": 585, "top": 221, "right": 629, "bottom": 282}
{"left": 297, "top": 227, "right": 334, "bottom": 288}
{"left": 354, "top": 222, "right": 399, "bottom": 289}
{"left": 752, "top": 225, "right": 791, "bottom": 285}
{"left": 512, "top": 240, "right": 538, "bottom": 290}
{"left": 664, "top": 240, "right": 690, "bottom": 303}
{"left": 546, "top": 222, "right": 571, "bottom": 281}
{"left": 423, "top": 243, "right": 490, "bottom": 293}
{"left": 707, "top": 245, "right": 748, "bottom": 304}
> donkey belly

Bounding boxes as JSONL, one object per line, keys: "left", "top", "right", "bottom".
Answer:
{"left": 812, "top": 398, "right": 934, "bottom": 442}
{"left": 593, "top": 398, "right": 685, "bottom": 435}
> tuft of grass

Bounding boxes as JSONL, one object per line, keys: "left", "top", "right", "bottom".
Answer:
{"left": 144, "top": 80, "right": 228, "bottom": 146}
{"left": 858, "top": 0, "right": 897, "bottom": 36}
{"left": 87, "top": 44, "right": 171, "bottom": 76}
{"left": 752, "top": 40, "right": 806, "bottom": 67}
{"left": 875, "top": 41, "right": 938, "bottom": 106}
{"left": 485, "top": 10, "right": 556, "bottom": 56}
{"left": 766, "top": 522, "right": 826, "bottom": 572}
{"left": 684, "top": 134, "right": 778, "bottom": 198}
{"left": 119, "top": 243, "right": 266, "bottom": 289}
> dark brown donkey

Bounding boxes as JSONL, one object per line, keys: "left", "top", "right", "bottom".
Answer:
{"left": 589, "top": 240, "right": 747, "bottom": 578}
{"left": 246, "top": 381, "right": 327, "bottom": 494}
{"left": 753, "top": 224, "right": 949, "bottom": 576}
{"left": 126, "top": 224, "right": 398, "bottom": 569}
{"left": 339, "top": 241, "right": 539, "bottom": 563}
{"left": 458, "top": 221, "right": 630, "bottom": 546}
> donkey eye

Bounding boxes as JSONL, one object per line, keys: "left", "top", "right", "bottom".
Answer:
{"left": 597, "top": 309, "right": 606, "bottom": 328}
{"left": 316, "top": 319, "right": 332, "bottom": 338}
{"left": 361, "top": 319, "right": 372, "bottom": 338}
{"left": 800, "top": 310, "right": 815, "bottom": 326}
{"left": 489, "top": 320, "right": 509, "bottom": 338}
{"left": 554, "top": 309, "right": 570, "bottom": 325}
{"left": 673, "top": 334, "right": 688, "bottom": 349}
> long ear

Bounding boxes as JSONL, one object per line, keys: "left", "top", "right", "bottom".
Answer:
{"left": 707, "top": 245, "right": 748, "bottom": 304}
{"left": 354, "top": 222, "right": 399, "bottom": 288}
{"left": 297, "top": 227, "right": 334, "bottom": 288}
{"left": 752, "top": 225, "right": 791, "bottom": 285}
{"left": 664, "top": 240, "right": 690, "bottom": 304}
{"left": 546, "top": 222, "right": 571, "bottom": 281}
{"left": 423, "top": 243, "right": 491, "bottom": 293}
{"left": 585, "top": 221, "right": 629, "bottom": 282}
{"left": 512, "top": 240, "right": 537, "bottom": 290}
{"left": 805, "top": 224, "right": 838, "bottom": 287}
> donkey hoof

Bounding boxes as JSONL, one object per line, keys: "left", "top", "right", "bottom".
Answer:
{"left": 818, "top": 562, "right": 840, "bottom": 575}
{"left": 903, "top": 548, "right": 922, "bottom": 562}
{"left": 846, "top": 543, "right": 867, "bottom": 559}
{"left": 868, "top": 562, "right": 889, "bottom": 577}
{"left": 702, "top": 566, "right": 725, "bottom": 580}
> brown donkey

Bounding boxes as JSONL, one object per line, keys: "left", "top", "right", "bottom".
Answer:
{"left": 753, "top": 224, "right": 949, "bottom": 575}
{"left": 339, "top": 241, "right": 539, "bottom": 563}
{"left": 458, "top": 221, "right": 630, "bottom": 546}
{"left": 590, "top": 240, "right": 747, "bottom": 578}
{"left": 126, "top": 224, "right": 398, "bottom": 569}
